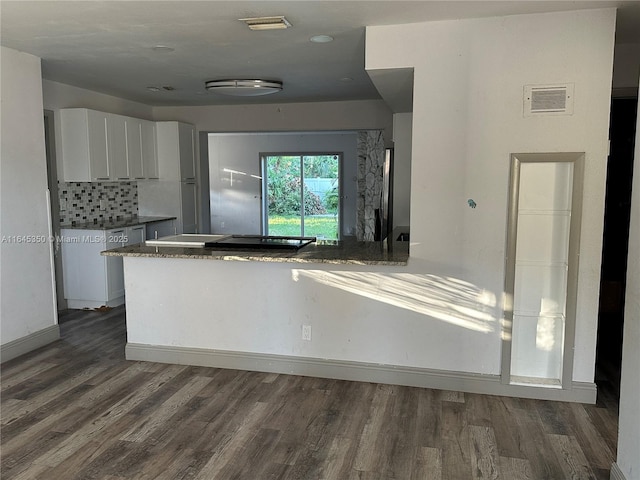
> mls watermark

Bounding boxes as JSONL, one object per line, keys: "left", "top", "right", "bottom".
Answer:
{"left": 1, "top": 234, "right": 128, "bottom": 244}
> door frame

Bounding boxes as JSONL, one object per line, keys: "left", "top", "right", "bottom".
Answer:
{"left": 44, "top": 110, "right": 66, "bottom": 310}
{"left": 260, "top": 152, "right": 343, "bottom": 239}
{"left": 502, "top": 152, "right": 585, "bottom": 389}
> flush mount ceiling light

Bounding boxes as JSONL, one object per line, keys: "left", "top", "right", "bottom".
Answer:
{"left": 239, "top": 16, "right": 291, "bottom": 30}
{"left": 151, "top": 45, "right": 175, "bottom": 52}
{"left": 205, "top": 79, "right": 283, "bottom": 97}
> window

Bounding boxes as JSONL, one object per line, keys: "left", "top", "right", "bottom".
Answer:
{"left": 261, "top": 153, "right": 341, "bottom": 240}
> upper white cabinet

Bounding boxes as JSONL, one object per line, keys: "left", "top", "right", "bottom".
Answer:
{"left": 60, "top": 108, "right": 159, "bottom": 182}
{"left": 109, "top": 114, "right": 129, "bottom": 180}
{"left": 140, "top": 120, "right": 159, "bottom": 179}
{"left": 156, "top": 122, "right": 196, "bottom": 181}
{"left": 125, "top": 118, "right": 144, "bottom": 180}
{"left": 61, "top": 109, "right": 110, "bottom": 181}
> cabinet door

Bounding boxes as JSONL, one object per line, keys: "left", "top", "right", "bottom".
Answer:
{"left": 61, "top": 229, "right": 108, "bottom": 302}
{"left": 145, "top": 220, "right": 176, "bottom": 240}
{"left": 178, "top": 123, "right": 196, "bottom": 181}
{"left": 181, "top": 181, "right": 198, "bottom": 233}
{"left": 109, "top": 114, "right": 129, "bottom": 180}
{"left": 141, "top": 120, "right": 159, "bottom": 179}
{"left": 127, "top": 225, "right": 146, "bottom": 245}
{"left": 126, "top": 118, "right": 144, "bottom": 179}
{"left": 86, "top": 110, "right": 110, "bottom": 181}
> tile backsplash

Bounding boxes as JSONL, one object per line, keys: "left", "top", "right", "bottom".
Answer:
{"left": 59, "top": 181, "right": 138, "bottom": 226}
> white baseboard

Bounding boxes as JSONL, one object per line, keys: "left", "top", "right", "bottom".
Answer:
{"left": 610, "top": 463, "right": 627, "bottom": 480}
{"left": 1, "top": 325, "right": 60, "bottom": 363}
{"left": 66, "top": 297, "right": 124, "bottom": 309}
{"left": 126, "top": 343, "right": 597, "bottom": 403}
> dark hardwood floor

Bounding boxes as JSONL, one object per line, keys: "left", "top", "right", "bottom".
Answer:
{"left": 1, "top": 307, "right": 618, "bottom": 479}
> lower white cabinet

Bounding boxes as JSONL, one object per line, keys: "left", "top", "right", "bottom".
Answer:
{"left": 61, "top": 226, "right": 145, "bottom": 309}
{"left": 145, "top": 219, "right": 176, "bottom": 240}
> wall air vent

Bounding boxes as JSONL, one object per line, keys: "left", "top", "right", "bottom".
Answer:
{"left": 524, "top": 84, "right": 574, "bottom": 116}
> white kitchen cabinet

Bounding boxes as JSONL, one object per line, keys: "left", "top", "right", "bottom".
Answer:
{"left": 181, "top": 181, "right": 198, "bottom": 233}
{"left": 139, "top": 121, "right": 198, "bottom": 233}
{"left": 179, "top": 123, "right": 196, "bottom": 180}
{"left": 140, "top": 120, "right": 159, "bottom": 179}
{"left": 156, "top": 122, "right": 196, "bottom": 181}
{"left": 61, "top": 225, "right": 146, "bottom": 309}
{"left": 109, "top": 114, "right": 129, "bottom": 180}
{"left": 125, "top": 118, "right": 144, "bottom": 180}
{"left": 61, "top": 108, "right": 158, "bottom": 182}
{"left": 145, "top": 219, "right": 176, "bottom": 240}
{"left": 61, "top": 109, "right": 110, "bottom": 181}
{"left": 127, "top": 224, "right": 146, "bottom": 244}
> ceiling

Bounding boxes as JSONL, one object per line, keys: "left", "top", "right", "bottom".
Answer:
{"left": 1, "top": 1, "right": 639, "bottom": 107}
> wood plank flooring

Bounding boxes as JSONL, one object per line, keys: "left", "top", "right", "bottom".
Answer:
{"left": 1, "top": 307, "right": 619, "bottom": 479}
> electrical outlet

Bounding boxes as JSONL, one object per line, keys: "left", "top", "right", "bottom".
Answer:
{"left": 221, "top": 221, "right": 225, "bottom": 228}
{"left": 99, "top": 198, "right": 108, "bottom": 211}
{"left": 302, "top": 325, "right": 312, "bottom": 341}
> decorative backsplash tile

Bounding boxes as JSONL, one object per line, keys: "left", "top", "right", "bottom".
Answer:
{"left": 59, "top": 181, "right": 138, "bottom": 226}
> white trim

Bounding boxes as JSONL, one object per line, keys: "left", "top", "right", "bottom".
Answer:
{"left": 610, "top": 463, "right": 627, "bottom": 480}
{"left": 1, "top": 325, "right": 60, "bottom": 363}
{"left": 66, "top": 297, "right": 124, "bottom": 309}
{"left": 126, "top": 343, "right": 597, "bottom": 403}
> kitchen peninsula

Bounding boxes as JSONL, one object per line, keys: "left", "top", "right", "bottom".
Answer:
{"left": 103, "top": 236, "right": 443, "bottom": 389}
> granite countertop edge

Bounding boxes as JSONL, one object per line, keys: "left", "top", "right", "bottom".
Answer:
{"left": 102, "top": 244, "right": 409, "bottom": 266}
{"left": 61, "top": 216, "right": 177, "bottom": 231}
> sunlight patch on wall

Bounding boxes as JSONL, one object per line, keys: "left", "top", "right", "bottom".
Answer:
{"left": 292, "top": 270, "right": 497, "bottom": 333}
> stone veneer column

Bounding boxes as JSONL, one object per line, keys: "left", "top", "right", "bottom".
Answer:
{"left": 356, "top": 130, "right": 385, "bottom": 241}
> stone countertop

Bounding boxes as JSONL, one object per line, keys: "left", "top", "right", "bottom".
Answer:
{"left": 102, "top": 237, "right": 410, "bottom": 266}
{"left": 60, "top": 216, "right": 177, "bottom": 231}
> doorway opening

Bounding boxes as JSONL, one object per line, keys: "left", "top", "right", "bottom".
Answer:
{"left": 595, "top": 97, "right": 637, "bottom": 400}
{"left": 261, "top": 153, "right": 341, "bottom": 240}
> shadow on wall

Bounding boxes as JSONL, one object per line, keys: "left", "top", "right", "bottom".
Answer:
{"left": 292, "top": 270, "right": 499, "bottom": 333}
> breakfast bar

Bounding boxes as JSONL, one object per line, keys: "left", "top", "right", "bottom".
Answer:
{"left": 103, "top": 235, "right": 510, "bottom": 392}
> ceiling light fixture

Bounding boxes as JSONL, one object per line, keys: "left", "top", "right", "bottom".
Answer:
{"left": 239, "top": 16, "right": 291, "bottom": 30}
{"left": 310, "top": 35, "right": 333, "bottom": 43}
{"left": 151, "top": 45, "right": 175, "bottom": 52}
{"left": 205, "top": 79, "right": 283, "bottom": 97}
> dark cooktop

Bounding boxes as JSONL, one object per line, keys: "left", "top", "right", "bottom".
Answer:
{"left": 204, "top": 235, "right": 316, "bottom": 250}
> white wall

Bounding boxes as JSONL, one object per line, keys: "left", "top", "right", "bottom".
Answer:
{"left": 366, "top": 9, "right": 616, "bottom": 382}
{"left": 152, "top": 100, "right": 393, "bottom": 140}
{"left": 0, "top": 47, "right": 57, "bottom": 345}
{"left": 208, "top": 133, "right": 358, "bottom": 236}
{"left": 392, "top": 113, "right": 412, "bottom": 228}
{"left": 42, "top": 80, "right": 153, "bottom": 119}
{"left": 615, "top": 85, "right": 639, "bottom": 480}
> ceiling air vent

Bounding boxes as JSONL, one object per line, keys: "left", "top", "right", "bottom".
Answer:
{"left": 524, "top": 84, "right": 574, "bottom": 116}
{"left": 239, "top": 16, "right": 292, "bottom": 30}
